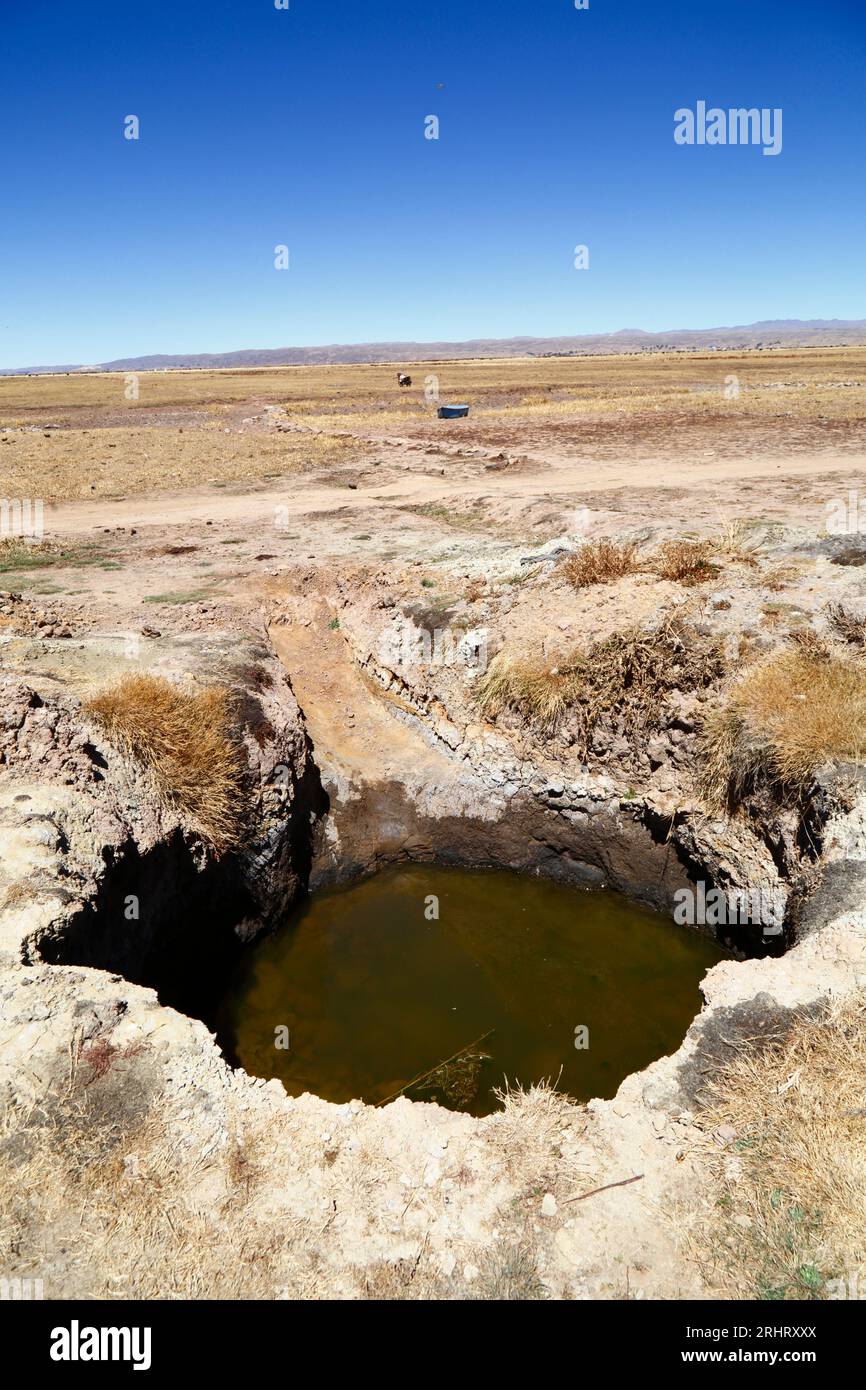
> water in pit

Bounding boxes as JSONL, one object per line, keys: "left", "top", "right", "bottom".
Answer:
{"left": 215, "top": 865, "right": 727, "bottom": 1116}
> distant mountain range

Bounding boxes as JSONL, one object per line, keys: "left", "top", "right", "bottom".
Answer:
{"left": 3, "top": 319, "right": 865, "bottom": 376}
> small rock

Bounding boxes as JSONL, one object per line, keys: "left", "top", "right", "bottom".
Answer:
{"left": 541, "top": 1193, "right": 557, "bottom": 1217}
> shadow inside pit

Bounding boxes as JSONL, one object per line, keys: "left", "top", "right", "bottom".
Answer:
{"left": 34, "top": 830, "right": 261, "bottom": 1024}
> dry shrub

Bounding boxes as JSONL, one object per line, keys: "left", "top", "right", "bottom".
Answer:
{"left": 79, "top": 1036, "right": 144, "bottom": 1083}
{"left": 652, "top": 539, "right": 716, "bottom": 586}
{"left": 490, "top": 1079, "right": 584, "bottom": 1171}
{"left": 562, "top": 529, "right": 751, "bottom": 593}
{"left": 700, "top": 648, "right": 866, "bottom": 811}
{"left": 761, "top": 564, "right": 800, "bottom": 593}
{"left": 693, "top": 996, "right": 866, "bottom": 1299}
{"left": 560, "top": 538, "right": 639, "bottom": 589}
{"left": 826, "top": 601, "right": 866, "bottom": 647}
{"left": 464, "top": 577, "right": 487, "bottom": 602}
{"left": 85, "top": 674, "right": 245, "bottom": 852}
{"left": 711, "top": 519, "right": 763, "bottom": 565}
{"left": 477, "top": 615, "right": 723, "bottom": 752}
{"left": 476, "top": 650, "right": 580, "bottom": 730}
{"left": 787, "top": 628, "right": 832, "bottom": 662}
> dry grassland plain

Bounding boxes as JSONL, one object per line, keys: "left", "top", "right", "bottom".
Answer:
{"left": 1, "top": 347, "right": 864, "bottom": 500}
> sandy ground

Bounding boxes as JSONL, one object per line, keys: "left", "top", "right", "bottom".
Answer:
{"left": 40, "top": 448, "right": 866, "bottom": 533}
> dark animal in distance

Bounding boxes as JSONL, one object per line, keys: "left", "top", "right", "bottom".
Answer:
{"left": 397, "top": 373, "right": 412, "bottom": 387}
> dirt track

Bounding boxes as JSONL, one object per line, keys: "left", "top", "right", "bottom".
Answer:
{"left": 42, "top": 447, "right": 866, "bottom": 538}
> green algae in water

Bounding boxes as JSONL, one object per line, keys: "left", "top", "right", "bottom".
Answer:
{"left": 216, "top": 865, "right": 728, "bottom": 1117}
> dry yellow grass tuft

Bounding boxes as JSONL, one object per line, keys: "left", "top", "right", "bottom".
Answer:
{"left": 787, "top": 628, "right": 832, "bottom": 663}
{"left": 477, "top": 615, "right": 723, "bottom": 751}
{"left": 701, "top": 647, "right": 866, "bottom": 810}
{"left": 560, "top": 533, "right": 743, "bottom": 593}
{"left": 710, "top": 518, "right": 763, "bottom": 565}
{"left": 826, "top": 601, "right": 866, "bottom": 648}
{"left": 85, "top": 673, "right": 245, "bottom": 852}
{"left": 693, "top": 996, "right": 866, "bottom": 1300}
{"left": 652, "top": 538, "right": 716, "bottom": 585}
{"left": 476, "top": 650, "right": 581, "bottom": 730}
{"left": 560, "top": 538, "right": 640, "bottom": 589}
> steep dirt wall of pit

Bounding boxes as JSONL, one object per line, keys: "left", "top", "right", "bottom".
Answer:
{"left": 307, "top": 773, "right": 694, "bottom": 911}
{"left": 266, "top": 611, "right": 815, "bottom": 946}
{"left": 0, "top": 667, "right": 325, "bottom": 1008}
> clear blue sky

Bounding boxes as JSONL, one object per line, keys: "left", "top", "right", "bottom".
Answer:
{"left": 1, "top": 0, "right": 863, "bottom": 367}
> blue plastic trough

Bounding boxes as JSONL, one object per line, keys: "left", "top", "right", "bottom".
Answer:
{"left": 437, "top": 404, "right": 470, "bottom": 419}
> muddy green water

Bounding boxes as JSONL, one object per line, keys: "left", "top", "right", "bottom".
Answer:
{"left": 217, "top": 865, "right": 727, "bottom": 1116}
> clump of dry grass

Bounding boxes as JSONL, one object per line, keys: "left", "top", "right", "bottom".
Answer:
{"left": 357, "top": 1239, "right": 547, "bottom": 1301}
{"left": 477, "top": 615, "right": 723, "bottom": 752}
{"left": 710, "top": 519, "right": 763, "bottom": 565}
{"left": 476, "top": 650, "right": 581, "bottom": 730}
{"left": 560, "top": 538, "right": 639, "bottom": 589}
{"left": 84, "top": 673, "right": 246, "bottom": 852}
{"left": 826, "top": 601, "right": 866, "bottom": 647}
{"left": 652, "top": 538, "right": 717, "bottom": 585}
{"left": 761, "top": 562, "right": 801, "bottom": 593}
{"left": 700, "top": 648, "right": 866, "bottom": 811}
{"left": 693, "top": 996, "right": 866, "bottom": 1299}
{"left": 787, "top": 628, "right": 832, "bottom": 662}
{"left": 464, "top": 576, "right": 488, "bottom": 602}
{"left": 561, "top": 528, "right": 758, "bottom": 594}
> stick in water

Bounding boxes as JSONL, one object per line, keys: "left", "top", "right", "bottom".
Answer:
{"left": 375, "top": 1030, "right": 495, "bottom": 1107}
